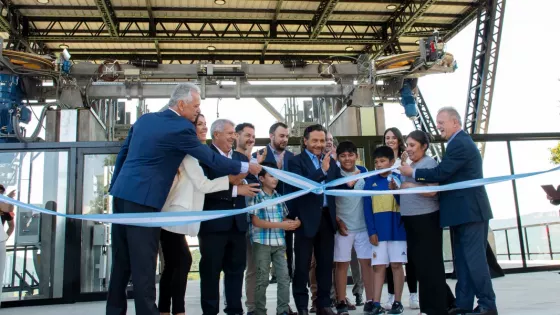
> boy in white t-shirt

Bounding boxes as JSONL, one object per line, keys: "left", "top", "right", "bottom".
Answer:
{"left": 333, "top": 141, "right": 375, "bottom": 315}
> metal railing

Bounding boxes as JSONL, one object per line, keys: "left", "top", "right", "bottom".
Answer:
{"left": 493, "top": 222, "right": 560, "bottom": 261}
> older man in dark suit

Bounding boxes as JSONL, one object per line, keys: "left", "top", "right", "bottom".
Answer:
{"left": 107, "top": 84, "right": 261, "bottom": 315}
{"left": 400, "top": 107, "right": 497, "bottom": 315}
{"left": 198, "top": 119, "right": 261, "bottom": 315}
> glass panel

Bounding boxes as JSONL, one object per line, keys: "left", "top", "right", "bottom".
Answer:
{"left": 476, "top": 141, "right": 523, "bottom": 269}
{"left": 510, "top": 140, "right": 560, "bottom": 267}
{"left": 1, "top": 150, "right": 68, "bottom": 302}
{"left": 80, "top": 154, "right": 116, "bottom": 293}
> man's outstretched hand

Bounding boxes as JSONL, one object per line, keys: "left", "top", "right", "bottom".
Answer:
{"left": 248, "top": 163, "right": 262, "bottom": 175}
{"left": 399, "top": 164, "right": 413, "bottom": 177}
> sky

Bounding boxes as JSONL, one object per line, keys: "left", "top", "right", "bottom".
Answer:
{"left": 3, "top": 1, "right": 560, "bottom": 243}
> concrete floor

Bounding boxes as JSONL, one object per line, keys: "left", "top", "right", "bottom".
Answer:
{"left": 4, "top": 271, "right": 560, "bottom": 315}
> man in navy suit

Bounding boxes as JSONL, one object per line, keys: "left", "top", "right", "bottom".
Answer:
{"left": 257, "top": 122, "right": 295, "bottom": 278}
{"left": 107, "top": 84, "right": 261, "bottom": 315}
{"left": 399, "top": 107, "right": 497, "bottom": 315}
{"left": 288, "top": 124, "right": 351, "bottom": 315}
{"left": 198, "top": 119, "right": 261, "bottom": 315}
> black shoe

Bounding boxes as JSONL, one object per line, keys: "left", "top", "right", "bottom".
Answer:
{"left": 387, "top": 301, "right": 404, "bottom": 314}
{"left": 317, "top": 307, "right": 336, "bottom": 315}
{"left": 336, "top": 300, "right": 349, "bottom": 315}
{"left": 467, "top": 306, "right": 498, "bottom": 315}
{"left": 363, "top": 301, "right": 374, "bottom": 315}
{"left": 448, "top": 308, "right": 472, "bottom": 315}
{"left": 371, "top": 303, "right": 385, "bottom": 315}
{"left": 298, "top": 310, "right": 309, "bottom": 315}
{"left": 270, "top": 276, "right": 277, "bottom": 284}
{"left": 247, "top": 312, "right": 254, "bottom": 315}
{"left": 354, "top": 294, "right": 364, "bottom": 306}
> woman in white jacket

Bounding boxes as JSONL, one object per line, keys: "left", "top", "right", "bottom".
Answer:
{"left": 158, "top": 114, "right": 245, "bottom": 315}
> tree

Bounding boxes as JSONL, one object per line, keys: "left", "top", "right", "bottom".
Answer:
{"left": 550, "top": 142, "right": 560, "bottom": 165}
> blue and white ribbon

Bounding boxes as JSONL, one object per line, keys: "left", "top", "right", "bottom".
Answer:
{"left": 0, "top": 165, "right": 558, "bottom": 227}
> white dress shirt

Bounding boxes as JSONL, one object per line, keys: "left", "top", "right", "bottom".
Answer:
{"left": 213, "top": 144, "right": 239, "bottom": 197}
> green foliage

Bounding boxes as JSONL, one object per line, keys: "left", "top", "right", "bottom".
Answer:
{"left": 550, "top": 142, "right": 560, "bottom": 165}
{"left": 188, "top": 249, "right": 202, "bottom": 280}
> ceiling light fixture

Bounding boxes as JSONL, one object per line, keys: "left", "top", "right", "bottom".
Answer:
{"left": 345, "top": 46, "right": 354, "bottom": 52}
{"left": 59, "top": 44, "right": 69, "bottom": 49}
{"left": 207, "top": 45, "right": 216, "bottom": 51}
{"left": 37, "top": 0, "right": 49, "bottom": 3}
{"left": 386, "top": 4, "right": 397, "bottom": 10}
{"left": 214, "top": 0, "right": 226, "bottom": 5}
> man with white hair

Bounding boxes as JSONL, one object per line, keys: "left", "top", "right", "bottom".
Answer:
{"left": 198, "top": 119, "right": 261, "bottom": 315}
{"left": 399, "top": 107, "right": 497, "bottom": 315}
{"left": 107, "top": 83, "right": 261, "bottom": 315}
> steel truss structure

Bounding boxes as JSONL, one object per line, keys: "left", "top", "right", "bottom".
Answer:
{"left": 463, "top": 0, "right": 506, "bottom": 156}
{"left": 0, "top": 0, "right": 480, "bottom": 64}
{"left": 413, "top": 89, "right": 444, "bottom": 160}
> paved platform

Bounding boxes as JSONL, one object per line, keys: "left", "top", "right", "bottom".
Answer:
{"left": 5, "top": 271, "right": 560, "bottom": 315}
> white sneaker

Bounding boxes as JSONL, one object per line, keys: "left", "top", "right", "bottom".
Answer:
{"left": 409, "top": 293, "right": 420, "bottom": 309}
{"left": 384, "top": 294, "right": 395, "bottom": 309}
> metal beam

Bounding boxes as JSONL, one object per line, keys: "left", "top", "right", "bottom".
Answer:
{"left": 25, "top": 16, "right": 448, "bottom": 27}
{"left": 83, "top": 83, "right": 345, "bottom": 99}
{"left": 443, "top": 2, "right": 480, "bottom": 42}
{"left": 261, "top": 0, "right": 284, "bottom": 63}
{"left": 368, "top": 0, "right": 436, "bottom": 59}
{"left": 12, "top": 5, "right": 463, "bottom": 18}
{"left": 146, "top": 0, "right": 156, "bottom": 37}
{"left": 0, "top": 1, "right": 35, "bottom": 53}
{"left": 413, "top": 88, "right": 443, "bottom": 160}
{"left": 31, "top": 27, "right": 449, "bottom": 38}
{"left": 255, "top": 98, "right": 285, "bottom": 122}
{"left": 69, "top": 63, "right": 360, "bottom": 80}
{"left": 62, "top": 46, "right": 416, "bottom": 54}
{"left": 94, "top": 0, "right": 119, "bottom": 37}
{"left": 27, "top": 35, "right": 383, "bottom": 45}
{"left": 463, "top": 0, "right": 506, "bottom": 157}
{"left": 309, "top": 0, "right": 339, "bottom": 39}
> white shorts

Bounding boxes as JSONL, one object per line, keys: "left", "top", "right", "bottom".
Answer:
{"left": 334, "top": 231, "right": 373, "bottom": 262}
{"left": 371, "top": 241, "right": 408, "bottom": 266}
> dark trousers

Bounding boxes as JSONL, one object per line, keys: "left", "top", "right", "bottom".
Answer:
{"left": 293, "top": 210, "right": 335, "bottom": 310}
{"left": 386, "top": 253, "right": 417, "bottom": 295}
{"left": 451, "top": 221, "right": 497, "bottom": 311}
{"left": 106, "top": 197, "right": 160, "bottom": 315}
{"left": 158, "top": 229, "right": 193, "bottom": 314}
{"left": 199, "top": 230, "right": 246, "bottom": 315}
{"left": 402, "top": 212, "right": 449, "bottom": 315}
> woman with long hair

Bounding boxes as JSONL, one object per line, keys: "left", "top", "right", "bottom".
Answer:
{"left": 382, "top": 127, "right": 419, "bottom": 310}
{"left": 158, "top": 114, "right": 246, "bottom": 315}
{"left": 391, "top": 130, "right": 450, "bottom": 315}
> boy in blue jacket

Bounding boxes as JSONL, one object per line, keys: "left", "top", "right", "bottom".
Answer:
{"left": 363, "top": 146, "right": 407, "bottom": 315}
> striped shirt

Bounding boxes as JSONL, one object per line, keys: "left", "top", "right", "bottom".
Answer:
{"left": 248, "top": 190, "right": 289, "bottom": 246}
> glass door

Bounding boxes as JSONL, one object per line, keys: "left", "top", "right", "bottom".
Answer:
{"left": 75, "top": 147, "right": 120, "bottom": 295}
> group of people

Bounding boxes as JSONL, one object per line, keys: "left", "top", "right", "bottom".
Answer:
{"left": 104, "top": 82, "right": 500, "bottom": 315}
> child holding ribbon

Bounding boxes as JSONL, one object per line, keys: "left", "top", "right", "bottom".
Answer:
{"left": 247, "top": 162, "right": 301, "bottom": 315}
{"left": 362, "top": 146, "right": 407, "bottom": 315}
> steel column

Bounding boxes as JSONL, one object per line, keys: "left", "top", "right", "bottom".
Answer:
{"left": 463, "top": 0, "right": 506, "bottom": 157}
{"left": 413, "top": 88, "right": 443, "bottom": 160}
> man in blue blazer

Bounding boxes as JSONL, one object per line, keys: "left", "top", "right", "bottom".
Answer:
{"left": 400, "top": 107, "right": 497, "bottom": 315}
{"left": 107, "top": 84, "right": 261, "bottom": 315}
{"left": 288, "top": 124, "right": 349, "bottom": 315}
